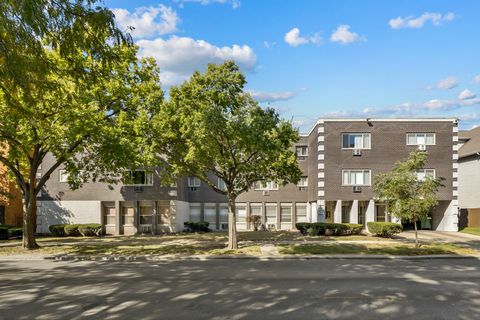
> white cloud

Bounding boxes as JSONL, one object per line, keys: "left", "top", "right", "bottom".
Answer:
{"left": 113, "top": 5, "right": 179, "bottom": 38}
{"left": 433, "top": 76, "right": 459, "bottom": 90}
{"left": 475, "top": 75, "right": 480, "bottom": 84}
{"left": 389, "top": 12, "right": 455, "bottom": 29}
{"left": 330, "top": 25, "right": 365, "bottom": 44}
{"left": 137, "top": 36, "right": 256, "bottom": 86}
{"left": 248, "top": 90, "right": 297, "bottom": 102}
{"left": 458, "top": 89, "right": 476, "bottom": 100}
{"left": 175, "top": 0, "right": 240, "bottom": 9}
{"left": 284, "top": 28, "right": 321, "bottom": 47}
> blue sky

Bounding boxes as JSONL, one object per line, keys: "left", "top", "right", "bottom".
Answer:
{"left": 105, "top": 0, "right": 480, "bottom": 132}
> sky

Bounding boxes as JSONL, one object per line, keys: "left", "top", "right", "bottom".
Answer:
{"left": 104, "top": 0, "right": 480, "bottom": 132}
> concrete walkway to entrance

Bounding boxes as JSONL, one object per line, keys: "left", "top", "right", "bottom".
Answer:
{"left": 396, "top": 231, "right": 480, "bottom": 249}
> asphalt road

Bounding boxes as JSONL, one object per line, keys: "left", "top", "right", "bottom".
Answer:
{"left": 1, "top": 258, "right": 480, "bottom": 320}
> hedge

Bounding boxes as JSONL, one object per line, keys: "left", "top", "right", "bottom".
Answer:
{"left": 49, "top": 224, "right": 66, "bottom": 237}
{"left": 295, "top": 223, "right": 363, "bottom": 236}
{"left": 184, "top": 221, "right": 210, "bottom": 233}
{"left": 367, "top": 222, "right": 403, "bottom": 238}
{"left": 7, "top": 227, "right": 22, "bottom": 238}
{"left": 49, "top": 224, "right": 103, "bottom": 237}
{"left": 78, "top": 224, "right": 103, "bottom": 237}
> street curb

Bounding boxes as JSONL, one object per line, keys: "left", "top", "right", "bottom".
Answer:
{"left": 42, "top": 253, "right": 480, "bottom": 262}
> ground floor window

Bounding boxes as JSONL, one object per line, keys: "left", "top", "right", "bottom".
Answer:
{"left": 204, "top": 205, "right": 217, "bottom": 226}
{"left": 219, "top": 205, "right": 228, "bottom": 230}
{"left": 265, "top": 205, "right": 277, "bottom": 226}
{"left": 280, "top": 205, "right": 292, "bottom": 223}
{"left": 122, "top": 207, "right": 134, "bottom": 225}
{"left": 190, "top": 204, "right": 201, "bottom": 222}
{"left": 103, "top": 206, "right": 116, "bottom": 225}
{"left": 295, "top": 204, "right": 307, "bottom": 222}
{"left": 140, "top": 206, "right": 153, "bottom": 225}
{"left": 157, "top": 201, "right": 170, "bottom": 225}
{"left": 235, "top": 205, "right": 246, "bottom": 222}
{"left": 250, "top": 205, "right": 262, "bottom": 219}
{"left": 375, "top": 204, "right": 387, "bottom": 222}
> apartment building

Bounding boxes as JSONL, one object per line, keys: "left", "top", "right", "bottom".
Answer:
{"left": 0, "top": 147, "right": 23, "bottom": 226}
{"left": 36, "top": 118, "right": 459, "bottom": 234}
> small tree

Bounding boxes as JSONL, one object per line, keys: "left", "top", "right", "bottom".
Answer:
{"left": 155, "top": 61, "right": 302, "bottom": 249}
{"left": 373, "top": 150, "right": 443, "bottom": 247}
{"left": 246, "top": 215, "right": 262, "bottom": 231}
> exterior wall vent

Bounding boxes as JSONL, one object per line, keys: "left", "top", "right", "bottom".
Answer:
{"left": 353, "top": 186, "right": 362, "bottom": 193}
{"left": 262, "top": 190, "right": 270, "bottom": 196}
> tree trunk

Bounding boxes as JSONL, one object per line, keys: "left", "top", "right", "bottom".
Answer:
{"left": 227, "top": 195, "right": 237, "bottom": 250}
{"left": 414, "top": 220, "right": 419, "bottom": 248}
{"left": 22, "top": 193, "right": 39, "bottom": 249}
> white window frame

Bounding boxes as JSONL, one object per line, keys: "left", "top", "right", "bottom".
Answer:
{"left": 416, "top": 169, "right": 436, "bottom": 181}
{"left": 406, "top": 133, "right": 436, "bottom": 146}
{"left": 125, "top": 170, "right": 154, "bottom": 186}
{"left": 342, "top": 169, "right": 371, "bottom": 186}
{"left": 342, "top": 133, "right": 371, "bottom": 150}
{"left": 297, "top": 176, "right": 308, "bottom": 187}
{"left": 254, "top": 181, "right": 279, "bottom": 191}
{"left": 59, "top": 169, "right": 68, "bottom": 182}
{"left": 188, "top": 176, "right": 201, "bottom": 187}
{"left": 295, "top": 145, "right": 308, "bottom": 157}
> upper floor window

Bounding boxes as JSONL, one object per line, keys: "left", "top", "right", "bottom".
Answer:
{"left": 342, "top": 133, "right": 371, "bottom": 149}
{"left": 254, "top": 181, "right": 279, "bottom": 191}
{"left": 188, "top": 176, "right": 201, "bottom": 188}
{"left": 297, "top": 177, "right": 308, "bottom": 187}
{"left": 295, "top": 146, "right": 308, "bottom": 157}
{"left": 217, "top": 178, "right": 226, "bottom": 191}
{"left": 342, "top": 169, "right": 371, "bottom": 186}
{"left": 59, "top": 169, "right": 68, "bottom": 182}
{"left": 407, "top": 133, "right": 435, "bottom": 146}
{"left": 126, "top": 170, "right": 153, "bottom": 186}
{"left": 416, "top": 169, "right": 435, "bottom": 181}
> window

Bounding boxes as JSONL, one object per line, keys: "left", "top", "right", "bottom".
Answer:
{"left": 295, "top": 204, "right": 308, "bottom": 223}
{"left": 121, "top": 207, "right": 134, "bottom": 225}
{"left": 297, "top": 177, "right": 308, "bottom": 188}
{"left": 254, "top": 181, "right": 279, "bottom": 190}
{"left": 103, "top": 207, "right": 116, "bottom": 225}
{"left": 217, "top": 178, "right": 226, "bottom": 191}
{"left": 342, "top": 170, "right": 371, "bottom": 186}
{"left": 59, "top": 169, "right": 68, "bottom": 182}
{"left": 157, "top": 202, "right": 170, "bottom": 225}
{"left": 407, "top": 133, "right": 435, "bottom": 146}
{"left": 190, "top": 204, "right": 201, "bottom": 222}
{"left": 280, "top": 205, "right": 292, "bottom": 223}
{"left": 266, "top": 205, "right": 277, "bottom": 224}
{"left": 235, "top": 205, "right": 246, "bottom": 223}
{"left": 295, "top": 146, "right": 308, "bottom": 157}
{"left": 250, "top": 205, "right": 262, "bottom": 218}
{"left": 188, "top": 177, "right": 201, "bottom": 187}
{"left": 204, "top": 205, "right": 217, "bottom": 225}
{"left": 417, "top": 169, "right": 435, "bottom": 181}
{"left": 342, "top": 133, "right": 371, "bottom": 149}
{"left": 126, "top": 170, "right": 153, "bottom": 186}
{"left": 139, "top": 206, "right": 153, "bottom": 225}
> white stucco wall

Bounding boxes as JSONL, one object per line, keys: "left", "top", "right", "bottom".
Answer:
{"left": 38, "top": 201, "right": 102, "bottom": 234}
{"left": 458, "top": 158, "right": 480, "bottom": 209}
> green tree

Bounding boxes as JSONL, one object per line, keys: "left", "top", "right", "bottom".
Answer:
{"left": 155, "top": 61, "right": 302, "bottom": 249}
{"left": 373, "top": 150, "right": 443, "bottom": 247}
{"left": 0, "top": 1, "right": 163, "bottom": 249}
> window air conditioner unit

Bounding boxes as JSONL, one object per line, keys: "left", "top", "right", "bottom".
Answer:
{"left": 262, "top": 190, "right": 270, "bottom": 196}
{"left": 352, "top": 149, "right": 362, "bottom": 156}
{"left": 267, "top": 224, "right": 276, "bottom": 230}
{"left": 418, "top": 144, "right": 427, "bottom": 151}
{"left": 134, "top": 186, "right": 144, "bottom": 193}
{"left": 189, "top": 187, "right": 198, "bottom": 192}
{"left": 353, "top": 186, "right": 362, "bottom": 193}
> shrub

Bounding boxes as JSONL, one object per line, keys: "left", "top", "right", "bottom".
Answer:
{"left": 367, "top": 222, "right": 403, "bottom": 238}
{"left": 246, "top": 215, "right": 262, "bottom": 231}
{"left": 49, "top": 224, "right": 66, "bottom": 237}
{"left": 64, "top": 224, "right": 80, "bottom": 236}
{"left": 184, "top": 221, "right": 210, "bottom": 233}
{"left": 343, "top": 223, "right": 364, "bottom": 235}
{"left": 0, "top": 226, "right": 8, "bottom": 240}
{"left": 7, "top": 227, "right": 23, "bottom": 238}
{"left": 295, "top": 223, "right": 309, "bottom": 235}
{"left": 324, "top": 223, "right": 348, "bottom": 236}
{"left": 78, "top": 224, "right": 103, "bottom": 237}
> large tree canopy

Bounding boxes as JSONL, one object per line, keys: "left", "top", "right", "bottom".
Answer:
{"left": 155, "top": 61, "right": 302, "bottom": 249}
{"left": 0, "top": 0, "right": 163, "bottom": 248}
{"left": 373, "top": 150, "right": 443, "bottom": 247}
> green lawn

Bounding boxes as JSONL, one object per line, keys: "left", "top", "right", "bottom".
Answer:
{"left": 460, "top": 227, "right": 480, "bottom": 237}
{"left": 278, "top": 243, "right": 478, "bottom": 256}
